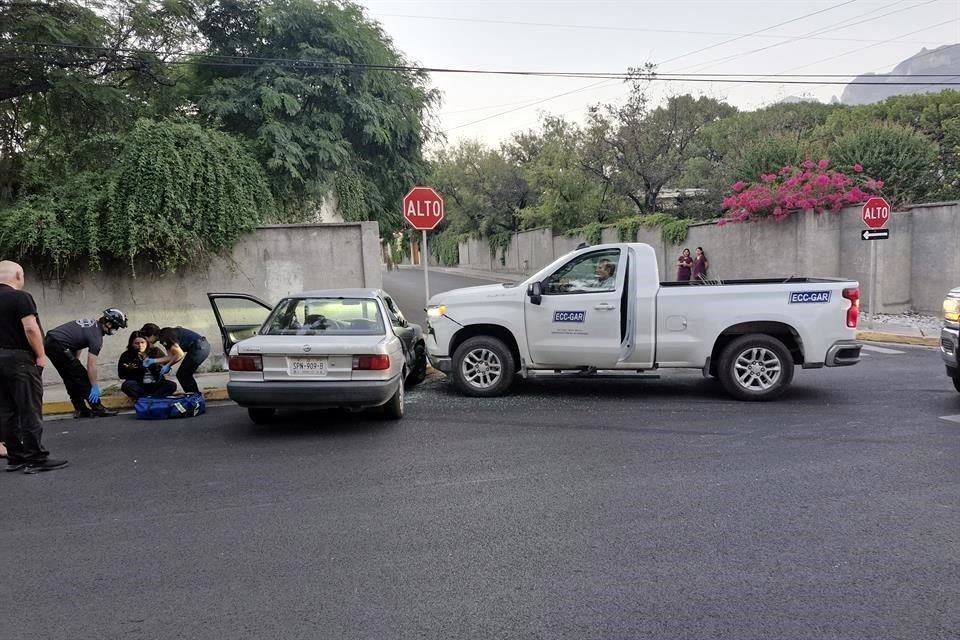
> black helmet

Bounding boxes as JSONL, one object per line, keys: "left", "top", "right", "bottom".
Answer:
{"left": 101, "top": 308, "right": 128, "bottom": 330}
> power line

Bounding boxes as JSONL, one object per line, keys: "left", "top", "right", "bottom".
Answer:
{"left": 375, "top": 11, "right": 942, "bottom": 46}
{"left": 672, "top": 0, "right": 931, "bottom": 74}
{"left": 656, "top": 0, "right": 858, "bottom": 66}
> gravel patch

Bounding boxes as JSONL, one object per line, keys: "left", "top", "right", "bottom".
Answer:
{"left": 860, "top": 311, "right": 941, "bottom": 335}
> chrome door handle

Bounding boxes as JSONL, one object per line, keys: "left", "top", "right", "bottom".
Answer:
{"left": 594, "top": 303, "right": 616, "bottom": 310}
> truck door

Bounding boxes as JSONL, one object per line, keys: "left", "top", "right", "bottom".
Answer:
{"left": 524, "top": 248, "right": 625, "bottom": 367}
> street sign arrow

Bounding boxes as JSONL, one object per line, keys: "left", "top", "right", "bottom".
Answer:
{"left": 861, "top": 228, "right": 890, "bottom": 241}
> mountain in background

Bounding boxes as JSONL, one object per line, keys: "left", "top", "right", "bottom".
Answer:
{"left": 840, "top": 44, "right": 960, "bottom": 105}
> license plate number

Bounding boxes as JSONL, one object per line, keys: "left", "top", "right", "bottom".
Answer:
{"left": 288, "top": 358, "right": 328, "bottom": 376}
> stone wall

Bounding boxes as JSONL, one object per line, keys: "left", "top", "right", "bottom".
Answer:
{"left": 456, "top": 203, "right": 960, "bottom": 314}
{"left": 30, "top": 222, "right": 381, "bottom": 384}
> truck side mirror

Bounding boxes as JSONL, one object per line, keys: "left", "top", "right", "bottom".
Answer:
{"left": 527, "top": 281, "right": 543, "bottom": 306}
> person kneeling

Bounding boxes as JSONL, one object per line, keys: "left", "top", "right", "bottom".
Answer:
{"left": 118, "top": 331, "right": 177, "bottom": 399}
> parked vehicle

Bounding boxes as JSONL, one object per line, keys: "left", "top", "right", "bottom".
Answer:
{"left": 207, "top": 289, "right": 427, "bottom": 423}
{"left": 426, "top": 243, "right": 862, "bottom": 401}
{"left": 940, "top": 287, "right": 960, "bottom": 392}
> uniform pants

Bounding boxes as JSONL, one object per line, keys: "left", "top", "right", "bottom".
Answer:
{"left": 45, "top": 337, "right": 91, "bottom": 411}
{"left": 0, "top": 349, "right": 47, "bottom": 463}
{"left": 177, "top": 339, "right": 210, "bottom": 395}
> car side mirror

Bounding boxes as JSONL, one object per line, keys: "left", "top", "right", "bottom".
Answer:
{"left": 527, "top": 281, "right": 543, "bottom": 306}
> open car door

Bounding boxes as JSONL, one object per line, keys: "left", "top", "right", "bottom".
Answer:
{"left": 207, "top": 293, "right": 273, "bottom": 358}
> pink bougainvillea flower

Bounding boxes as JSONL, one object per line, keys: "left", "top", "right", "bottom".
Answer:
{"left": 801, "top": 160, "right": 814, "bottom": 169}
{"left": 853, "top": 164, "right": 863, "bottom": 173}
{"left": 716, "top": 218, "right": 727, "bottom": 227}
{"left": 876, "top": 180, "right": 884, "bottom": 188}
{"left": 818, "top": 159, "right": 830, "bottom": 169}
{"left": 731, "top": 180, "right": 748, "bottom": 192}
{"left": 815, "top": 175, "right": 830, "bottom": 187}
{"left": 760, "top": 173, "right": 776, "bottom": 183}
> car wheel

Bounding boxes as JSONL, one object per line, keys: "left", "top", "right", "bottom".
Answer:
{"left": 383, "top": 380, "right": 404, "bottom": 420}
{"left": 718, "top": 334, "right": 794, "bottom": 402}
{"left": 952, "top": 376, "right": 960, "bottom": 393}
{"left": 452, "top": 336, "right": 515, "bottom": 397}
{"left": 405, "top": 341, "right": 428, "bottom": 388}
{"left": 248, "top": 408, "right": 276, "bottom": 424}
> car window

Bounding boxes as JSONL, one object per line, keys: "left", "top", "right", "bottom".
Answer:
{"left": 542, "top": 250, "right": 620, "bottom": 294}
{"left": 262, "top": 298, "right": 386, "bottom": 336}
{"left": 383, "top": 296, "right": 405, "bottom": 327}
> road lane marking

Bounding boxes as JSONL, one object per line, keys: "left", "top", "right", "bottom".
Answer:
{"left": 939, "top": 415, "right": 960, "bottom": 424}
{"left": 861, "top": 345, "right": 905, "bottom": 355}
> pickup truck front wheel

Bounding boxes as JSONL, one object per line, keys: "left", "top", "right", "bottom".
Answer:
{"left": 718, "top": 334, "right": 795, "bottom": 401}
{"left": 452, "top": 336, "right": 515, "bottom": 397}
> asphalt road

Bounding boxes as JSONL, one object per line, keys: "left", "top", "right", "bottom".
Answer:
{"left": 3, "top": 270, "right": 959, "bottom": 640}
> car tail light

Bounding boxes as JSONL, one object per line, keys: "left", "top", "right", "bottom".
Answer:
{"left": 229, "top": 355, "right": 262, "bottom": 371}
{"left": 352, "top": 355, "right": 390, "bottom": 370}
{"left": 842, "top": 288, "right": 860, "bottom": 328}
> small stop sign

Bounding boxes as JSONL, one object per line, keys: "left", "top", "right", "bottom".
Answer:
{"left": 861, "top": 196, "right": 890, "bottom": 230}
{"left": 403, "top": 186, "right": 445, "bottom": 231}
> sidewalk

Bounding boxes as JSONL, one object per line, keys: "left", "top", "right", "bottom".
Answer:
{"left": 42, "top": 372, "right": 231, "bottom": 416}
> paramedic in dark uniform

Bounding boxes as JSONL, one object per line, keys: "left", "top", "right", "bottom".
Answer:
{"left": 45, "top": 308, "right": 127, "bottom": 418}
{"left": 139, "top": 323, "right": 210, "bottom": 395}
{"left": 0, "top": 260, "right": 67, "bottom": 473}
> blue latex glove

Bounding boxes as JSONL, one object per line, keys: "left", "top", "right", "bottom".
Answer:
{"left": 160, "top": 364, "right": 172, "bottom": 376}
{"left": 143, "top": 358, "right": 156, "bottom": 368}
{"left": 88, "top": 384, "right": 101, "bottom": 404}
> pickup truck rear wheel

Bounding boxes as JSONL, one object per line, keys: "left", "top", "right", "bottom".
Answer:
{"left": 452, "top": 336, "right": 515, "bottom": 397}
{"left": 718, "top": 334, "right": 794, "bottom": 401}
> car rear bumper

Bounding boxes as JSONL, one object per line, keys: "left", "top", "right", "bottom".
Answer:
{"left": 227, "top": 377, "right": 401, "bottom": 409}
{"left": 824, "top": 340, "right": 862, "bottom": 367}
{"left": 941, "top": 325, "right": 959, "bottom": 372}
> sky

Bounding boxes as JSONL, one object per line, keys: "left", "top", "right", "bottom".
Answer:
{"left": 358, "top": 0, "right": 960, "bottom": 148}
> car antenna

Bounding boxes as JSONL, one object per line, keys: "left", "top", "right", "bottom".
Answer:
{"left": 576, "top": 242, "right": 590, "bottom": 249}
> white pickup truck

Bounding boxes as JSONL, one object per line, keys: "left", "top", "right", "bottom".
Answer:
{"left": 426, "top": 242, "right": 862, "bottom": 401}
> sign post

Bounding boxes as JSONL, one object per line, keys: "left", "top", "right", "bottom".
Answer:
{"left": 861, "top": 196, "right": 891, "bottom": 329}
{"left": 402, "top": 186, "right": 445, "bottom": 307}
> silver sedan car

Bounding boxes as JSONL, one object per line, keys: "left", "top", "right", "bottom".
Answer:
{"left": 208, "top": 289, "right": 427, "bottom": 423}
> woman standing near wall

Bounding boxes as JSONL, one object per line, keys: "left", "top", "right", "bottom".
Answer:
{"left": 676, "top": 248, "right": 693, "bottom": 281}
{"left": 693, "top": 247, "right": 709, "bottom": 281}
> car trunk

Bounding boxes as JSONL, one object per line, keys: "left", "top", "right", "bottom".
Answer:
{"left": 240, "top": 335, "right": 388, "bottom": 381}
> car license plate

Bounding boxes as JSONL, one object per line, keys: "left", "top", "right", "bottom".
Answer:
{"left": 287, "top": 358, "right": 328, "bottom": 377}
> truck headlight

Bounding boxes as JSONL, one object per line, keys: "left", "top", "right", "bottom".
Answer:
{"left": 944, "top": 298, "right": 960, "bottom": 323}
{"left": 426, "top": 304, "right": 447, "bottom": 319}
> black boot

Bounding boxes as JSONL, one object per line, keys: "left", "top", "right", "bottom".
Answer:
{"left": 89, "top": 402, "right": 118, "bottom": 417}
{"left": 73, "top": 400, "right": 92, "bottom": 419}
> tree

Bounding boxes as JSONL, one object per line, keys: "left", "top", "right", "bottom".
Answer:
{"left": 589, "top": 82, "right": 735, "bottom": 212}
{"left": 828, "top": 124, "right": 937, "bottom": 205}
{"left": 192, "top": 0, "right": 438, "bottom": 234}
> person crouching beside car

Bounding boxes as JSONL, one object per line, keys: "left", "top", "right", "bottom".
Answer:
{"left": 138, "top": 323, "right": 210, "bottom": 395}
{"left": 118, "top": 331, "right": 176, "bottom": 400}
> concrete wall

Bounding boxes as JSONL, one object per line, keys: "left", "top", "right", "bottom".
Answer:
{"left": 30, "top": 222, "right": 381, "bottom": 385}
{"left": 451, "top": 202, "right": 960, "bottom": 314}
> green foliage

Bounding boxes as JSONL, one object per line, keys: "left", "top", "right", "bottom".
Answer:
{"left": 614, "top": 213, "right": 689, "bottom": 243}
{"left": 429, "top": 230, "right": 465, "bottom": 266}
{"left": 565, "top": 222, "right": 603, "bottom": 245}
{"left": 0, "top": 118, "right": 273, "bottom": 275}
{"left": 828, "top": 124, "right": 938, "bottom": 205}
{"left": 193, "top": 0, "right": 437, "bottom": 233}
{"left": 734, "top": 137, "right": 804, "bottom": 182}
{"left": 661, "top": 218, "right": 691, "bottom": 245}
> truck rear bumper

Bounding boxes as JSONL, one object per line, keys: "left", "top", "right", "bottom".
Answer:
{"left": 824, "top": 340, "right": 862, "bottom": 367}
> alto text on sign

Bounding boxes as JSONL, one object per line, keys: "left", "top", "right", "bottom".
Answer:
{"left": 861, "top": 196, "right": 890, "bottom": 230}
{"left": 403, "top": 186, "right": 445, "bottom": 231}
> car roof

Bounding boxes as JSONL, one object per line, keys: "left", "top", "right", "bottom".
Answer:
{"left": 288, "top": 288, "right": 386, "bottom": 299}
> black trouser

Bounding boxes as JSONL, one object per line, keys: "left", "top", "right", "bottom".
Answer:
{"left": 45, "top": 337, "right": 91, "bottom": 412}
{"left": 177, "top": 338, "right": 210, "bottom": 395}
{"left": 121, "top": 379, "right": 177, "bottom": 399}
{"left": 0, "top": 349, "right": 47, "bottom": 463}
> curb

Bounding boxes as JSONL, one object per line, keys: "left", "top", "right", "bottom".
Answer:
{"left": 857, "top": 331, "right": 939, "bottom": 347}
{"left": 42, "top": 388, "right": 230, "bottom": 417}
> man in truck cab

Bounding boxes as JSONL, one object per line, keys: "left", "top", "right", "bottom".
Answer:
{"left": 591, "top": 258, "right": 617, "bottom": 290}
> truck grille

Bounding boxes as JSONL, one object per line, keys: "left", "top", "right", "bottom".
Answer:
{"left": 942, "top": 337, "right": 955, "bottom": 354}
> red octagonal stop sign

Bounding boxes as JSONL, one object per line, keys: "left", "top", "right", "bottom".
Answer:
{"left": 861, "top": 196, "right": 890, "bottom": 230}
{"left": 403, "top": 186, "right": 445, "bottom": 231}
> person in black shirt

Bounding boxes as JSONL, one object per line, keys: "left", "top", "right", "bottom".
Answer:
{"left": 139, "top": 324, "right": 210, "bottom": 395}
{"left": 45, "top": 308, "right": 127, "bottom": 418}
{"left": 0, "top": 261, "right": 67, "bottom": 473}
{"left": 118, "top": 331, "right": 176, "bottom": 399}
